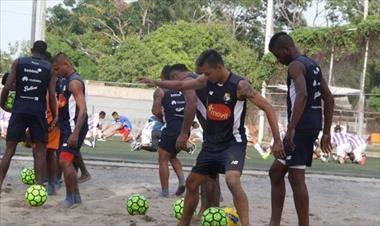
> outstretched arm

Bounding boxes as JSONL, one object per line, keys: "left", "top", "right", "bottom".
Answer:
{"left": 138, "top": 74, "right": 207, "bottom": 91}
{"left": 48, "top": 72, "right": 57, "bottom": 130}
{"left": 320, "top": 77, "right": 334, "bottom": 153}
{"left": 237, "top": 80, "right": 284, "bottom": 158}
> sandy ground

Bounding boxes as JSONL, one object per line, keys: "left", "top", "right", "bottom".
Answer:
{"left": 0, "top": 159, "right": 379, "bottom": 226}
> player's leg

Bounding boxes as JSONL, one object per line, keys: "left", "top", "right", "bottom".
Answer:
{"left": 76, "top": 153, "right": 91, "bottom": 183}
{"left": 46, "top": 149, "right": 57, "bottom": 195}
{"left": 223, "top": 143, "right": 249, "bottom": 225}
{"left": 268, "top": 160, "right": 288, "bottom": 226}
{"left": 225, "top": 170, "right": 249, "bottom": 225}
{"left": 0, "top": 141, "right": 18, "bottom": 192}
{"left": 59, "top": 151, "right": 80, "bottom": 208}
{"left": 0, "top": 113, "right": 26, "bottom": 191}
{"left": 169, "top": 156, "right": 186, "bottom": 196}
{"left": 158, "top": 148, "right": 171, "bottom": 197}
{"left": 197, "top": 176, "right": 220, "bottom": 218}
{"left": 286, "top": 130, "right": 319, "bottom": 226}
{"left": 179, "top": 172, "right": 207, "bottom": 226}
{"left": 288, "top": 167, "right": 308, "bottom": 226}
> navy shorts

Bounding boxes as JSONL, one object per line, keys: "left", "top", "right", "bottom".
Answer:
{"left": 158, "top": 132, "right": 178, "bottom": 156}
{"left": 6, "top": 113, "right": 48, "bottom": 144}
{"left": 283, "top": 129, "right": 320, "bottom": 167}
{"left": 192, "top": 142, "right": 246, "bottom": 178}
{"left": 59, "top": 128, "right": 88, "bottom": 158}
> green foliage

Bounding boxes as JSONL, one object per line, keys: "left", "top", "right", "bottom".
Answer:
{"left": 98, "top": 36, "right": 157, "bottom": 82}
{"left": 368, "top": 87, "right": 380, "bottom": 111}
{"left": 0, "top": 41, "right": 30, "bottom": 73}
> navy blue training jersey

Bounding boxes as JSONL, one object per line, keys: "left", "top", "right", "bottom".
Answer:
{"left": 13, "top": 57, "right": 51, "bottom": 117}
{"left": 58, "top": 72, "right": 88, "bottom": 134}
{"left": 287, "top": 55, "right": 322, "bottom": 130}
{"left": 161, "top": 89, "right": 185, "bottom": 136}
{"left": 196, "top": 73, "right": 247, "bottom": 148}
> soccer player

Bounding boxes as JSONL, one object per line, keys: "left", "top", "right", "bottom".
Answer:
{"left": 138, "top": 49, "right": 283, "bottom": 226}
{"left": 346, "top": 133, "right": 367, "bottom": 165}
{"left": 52, "top": 52, "right": 88, "bottom": 208}
{"left": 0, "top": 41, "right": 57, "bottom": 193}
{"left": 102, "top": 112, "right": 132, "bottom": 142}
{"left": 152, "top": 64, "right": 197, "bottom": 197}
{"left": 268, "top": 32, "right": 334, "bottom": 226}
{"left": 332, "top": 125, "right": 351, "bottom": 164}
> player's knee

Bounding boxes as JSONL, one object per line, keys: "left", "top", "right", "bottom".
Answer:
{"left": 185, "top": 177, "right": 198, "bottom": 192}
{"left": 59, "top": 152, "right": 74, "bottom": 168}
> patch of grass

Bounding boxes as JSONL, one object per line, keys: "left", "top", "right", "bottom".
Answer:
{"left": 1, "top": 139, "right": 379, "bottom": 179}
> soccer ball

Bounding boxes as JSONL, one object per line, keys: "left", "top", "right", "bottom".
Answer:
{"left": 173, "top": 197, "right": 184, "bottom": 220}
{"left": 20, "top": 167, "right": 36, "bottom": 185}
{"left": 25, "top": 185, "right": 48, "bottom": 206}
{"left": 201, "top": 207, "right": 227, "bottom": 226}
{"left": 222, "top": 207, "right": 240, "bottom": 226}
{"left": 5, "top": 91, "right": 15, "bottom": 110}
{"left": 126, "top": 194, "right": 149, "bottom": 215}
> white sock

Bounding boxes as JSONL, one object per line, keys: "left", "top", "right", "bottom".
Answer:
{"left": 254, "top": 143, "right": 265, "bottom": 155}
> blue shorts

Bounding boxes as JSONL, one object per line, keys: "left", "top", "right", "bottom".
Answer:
{"left": 192, "top": 142, "right": 246, "bottom": 177}
{"left": 283, "top": 129, "right": 320, "bottom": 167}
{"left": 158, "top": 132, "right": 178, "bottom": 156}
{"left": 6, "top": 113, "right": 48, "bottom": 144}
{"left": 59, "top": 128, "right": 88, "bottom": 158}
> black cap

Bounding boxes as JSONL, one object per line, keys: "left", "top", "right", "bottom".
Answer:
{"left": 31, "top": 40, "right": 47, "bottom": 54}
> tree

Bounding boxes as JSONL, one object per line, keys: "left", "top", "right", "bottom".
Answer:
{"left": 0, "top": 41, "right": 30, "bottom": 73}
{"left": 326, "top": 0, "right": 380, "bottom": 24}
{"left": 368, "top": 86, "right": 380, "bottom": 111}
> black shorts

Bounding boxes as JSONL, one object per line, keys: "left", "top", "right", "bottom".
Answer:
{"left": 283, "top": 129, "right": 320, "bottom": 167}
{"left": 59, "top": 129, "right": 88, "bottom": 158}
{"left": 192, "top": 142, "right": 246, "bottom": 177}
{"left": 158, "top": 132, "right": 178, "bottom": 156}
{"left": 6, "top": 113, "right": 48, "bottom": 144}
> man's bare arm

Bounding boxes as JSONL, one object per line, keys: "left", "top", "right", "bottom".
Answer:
{"left": 151, "top": 88, "right": 164, "bottom": 118}
{"left": 48, "top": 72, "right": 57, "bottom": 121}
{"left": 180, "top": 81, "right": 197, "bottom": 136}
{"left": 138, "top": 75, "right": 207, "bottom": 91}
{"left": 320, "top": 77, "right": 334, "bottom": 153}
{"left": 69, "top": 80, "right": 87, "bottom": 134}
{"left": 287, "top": 61, "right": 307, "bottom": 129}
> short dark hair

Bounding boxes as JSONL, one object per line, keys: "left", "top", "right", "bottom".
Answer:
{"left": 196, "top": 49, "right": 224, "bottom": 68}
{"left": 1, "top": 72, "right": 9, "bottom": 86}
{"left": 269, "top": 32, "right": 295, "bottom": 51}
{"left": 112, "top": 111, "right": 118, "bottom": 116}
{"left": 31, "top": 40, "right": 47, "bottom": 54}
{"left": 169, "top": 64, "right": 189, "bottom": 79}
{"left": 99, "top": 111, "right": 106, "bottom": 116}
{"left": 160, "top": 65, "right": 171, "bottom": 80}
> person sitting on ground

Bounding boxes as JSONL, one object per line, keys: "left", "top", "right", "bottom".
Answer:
{"left": 346, "top": 133, "right": 368, "bottom": 165}
{"left": 132, "top": 115, "right": 163, "bottom": 152}
{"left": 102, "top": 112, "right": 132, "bottom": 142}
{"left": 332, "top": 125, "right": 351, "bottom": 164}
{"left": 84, "top": 111, "right": 106, "bottom": 148}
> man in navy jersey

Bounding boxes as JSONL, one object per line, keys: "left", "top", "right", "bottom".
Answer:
{"left": 0, "top": 41, "right": 57, "bottom": 193}
{"left": 52, "top": 53, "right": 88, "bottom": 208}
{"left": 152, "top": 64, "right": 197, "bottom": 197}
{"left": 139, "top": 49, "right": 283, "bottom": 226}
{"left": 268, "top": 32, "right": 334, "bottom": 226}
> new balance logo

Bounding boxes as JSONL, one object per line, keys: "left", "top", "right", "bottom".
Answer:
{"left": 230, "top": 160, "right": 239, "bottom": 165}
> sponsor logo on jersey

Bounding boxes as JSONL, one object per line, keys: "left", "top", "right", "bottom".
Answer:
{"left": 24, "top": 68, "right": 42, "bottom": 74}
{"left": 207, "top": 104, "right": 231, "bottom": 121}
{"left": 223, "top": 92, "right": 231, "bottom": 103}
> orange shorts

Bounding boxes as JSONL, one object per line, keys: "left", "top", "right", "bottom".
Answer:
{"left": 47, "top": 126, "right": 60, "bottom": 150}
{"left": 118, "top": 128, "right": 131, "bottom": 141}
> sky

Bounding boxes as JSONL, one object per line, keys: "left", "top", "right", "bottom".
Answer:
{"left": 0, "top": 0, "right": 328, "bottom": 52}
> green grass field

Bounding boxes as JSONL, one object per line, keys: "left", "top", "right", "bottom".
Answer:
{"left": 1, "top": 139, "right": 379, "bottom": 179}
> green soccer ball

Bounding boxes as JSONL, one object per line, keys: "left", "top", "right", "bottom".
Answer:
{"left": 126, "top": 194, "right": 149, "bottom": 215}
{"left": 25, "top": 185, "right": 48, "bottom": 206}
{"left": 201, "top": 207, "right": 227, "bottom": 226}
{"left": 5, "top": 91, "right": 15, "bottom": 110}
{"left": 20, "top": 167, "right": 36, "bottom": 185}
{"left": 173, "top": 197, "right": 184, "bottom": 220}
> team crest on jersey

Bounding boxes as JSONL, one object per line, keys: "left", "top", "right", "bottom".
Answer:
{"left": 207, "top": 104, "right": 231, "bottom": 121}
{"left": 223, "top": 92, "right": 231, "bottom": 103}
